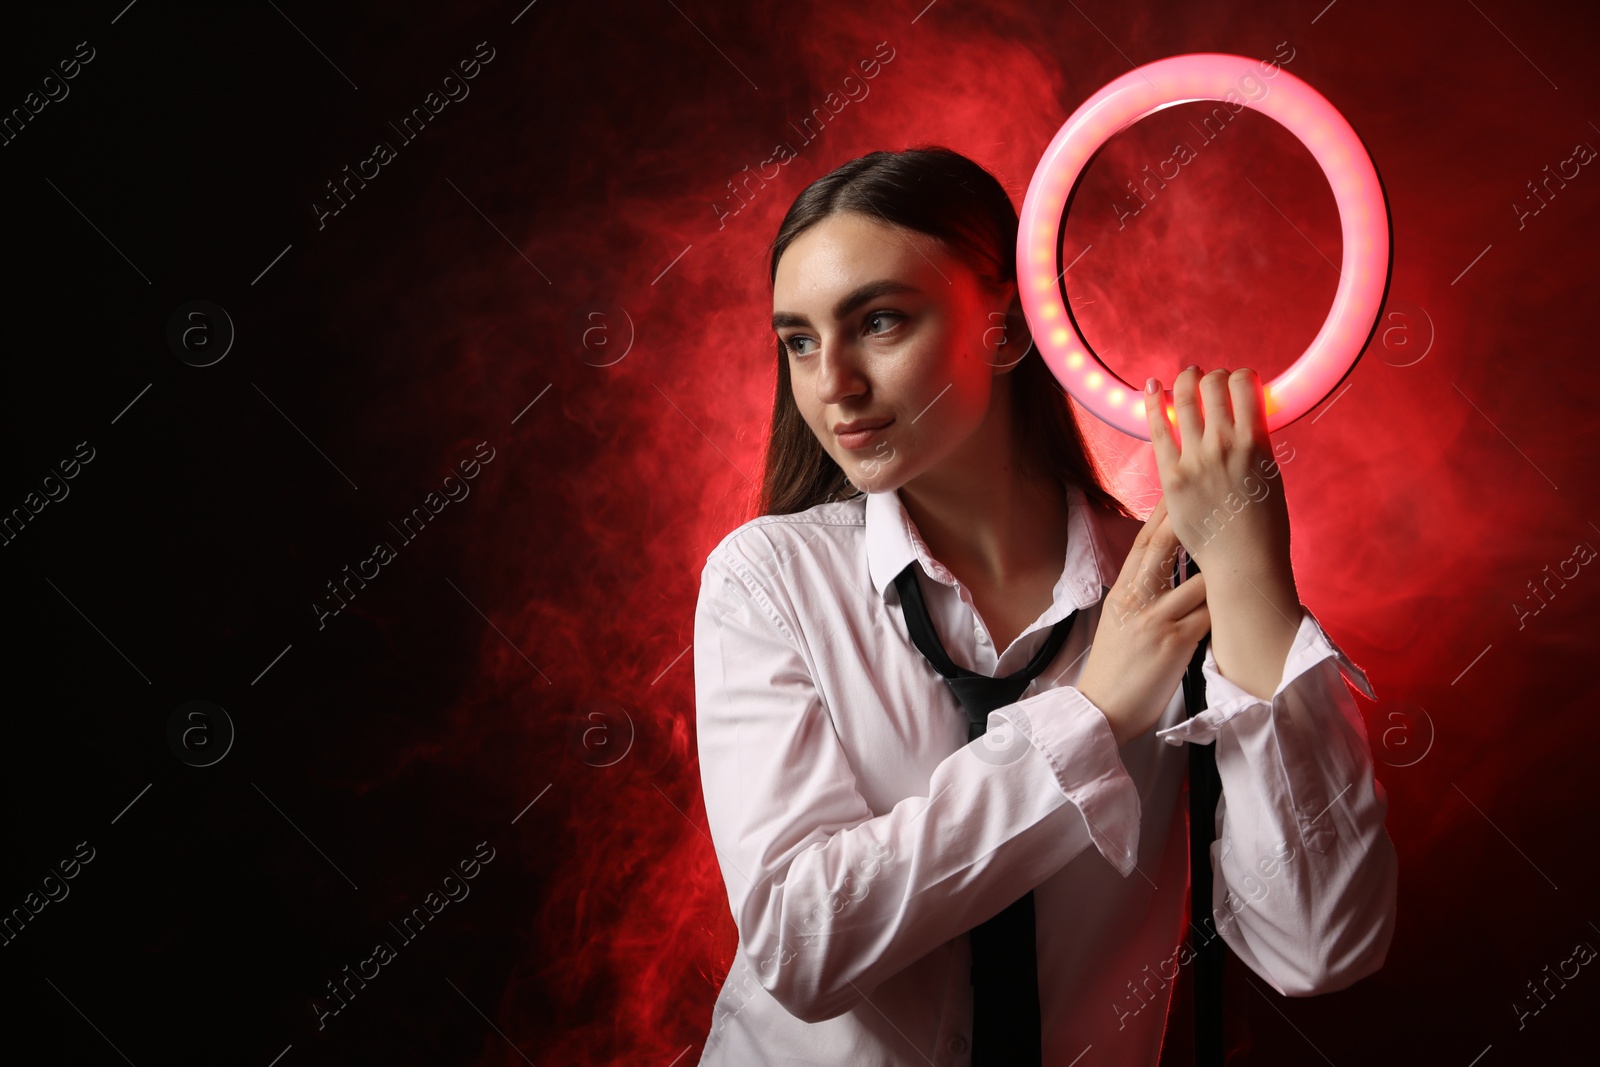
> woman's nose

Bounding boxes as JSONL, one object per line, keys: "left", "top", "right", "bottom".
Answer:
{"left": 813, "top": 341, "right": 867, "bottom": 404}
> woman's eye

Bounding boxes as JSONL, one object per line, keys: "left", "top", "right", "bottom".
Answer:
{"left": 781, "top": 313, "right": 902, "bottom": 359}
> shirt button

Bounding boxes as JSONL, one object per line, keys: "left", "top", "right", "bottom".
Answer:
{"left": 948, "top": 1035, "right": 968, "bottom": 1054}
{"left": 974, "top": 629, "right": 989, "bottom": 646}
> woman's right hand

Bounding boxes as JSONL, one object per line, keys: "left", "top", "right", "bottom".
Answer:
{"left": 1074, "top": 497, "right": 1211, "bottom": 747}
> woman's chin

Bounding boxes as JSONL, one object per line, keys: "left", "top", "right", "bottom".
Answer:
{"left": 846, "top": 463, "right": 903, "bottom": 495}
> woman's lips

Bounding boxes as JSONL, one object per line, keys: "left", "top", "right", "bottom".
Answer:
{"left": 837, "top": 420, "right": 893, "bottom": 450}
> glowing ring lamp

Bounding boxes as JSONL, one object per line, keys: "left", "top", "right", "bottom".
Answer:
{"left": 1017, "top": 53, "right": 1392, "bottom": 440}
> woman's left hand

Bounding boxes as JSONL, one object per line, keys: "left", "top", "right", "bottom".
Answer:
{"left": 1143, "top": 366, "right": 1294, "bottom": 591}
{"left": 1143, "top": 365, "right": 1305, "bottom": 701}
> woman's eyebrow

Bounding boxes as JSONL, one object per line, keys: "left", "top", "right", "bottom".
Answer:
{"left": 772, "top": 280, "right": 923, "bottom": 331}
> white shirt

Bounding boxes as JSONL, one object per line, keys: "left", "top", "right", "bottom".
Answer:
{"left": 693, "top": 481, "right": 1398, "bottom": 1066}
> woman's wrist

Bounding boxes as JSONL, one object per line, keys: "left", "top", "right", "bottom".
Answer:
{"left": 1077, "top": 683, "right": 1128, "bottom": 748}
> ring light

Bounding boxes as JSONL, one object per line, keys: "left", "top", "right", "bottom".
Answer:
{"left": 1017, "top": 52, "right": 1392, "bottom": 440}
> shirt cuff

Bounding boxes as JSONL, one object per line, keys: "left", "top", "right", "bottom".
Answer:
{"left": 1155, "top": 605, "right": 1376, "bottom": 747}
{"left": 994, "top": 687, "right": 1142, "bottom": 877}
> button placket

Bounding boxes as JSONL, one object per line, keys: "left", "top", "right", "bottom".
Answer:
{"left": 952, "top": 581, "right": 994, "bottom": 655}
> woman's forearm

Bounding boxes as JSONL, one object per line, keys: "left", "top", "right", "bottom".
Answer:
{"left": 1201, "top": 562, "right": 1302, "bottom": 702}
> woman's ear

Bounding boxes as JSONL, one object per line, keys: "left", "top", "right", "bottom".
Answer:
{"left": 987, "top": 290, "right": 1033, "bottom": 375}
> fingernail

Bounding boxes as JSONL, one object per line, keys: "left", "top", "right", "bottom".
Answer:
{"left": 1145, "top": 377, "right": 1157, "bottom": 394}
{"left": 1186, "top": 363, "right": 1200, "bottom": 373}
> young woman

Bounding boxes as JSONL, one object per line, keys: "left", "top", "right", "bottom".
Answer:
{"left": 693, "top": 145, "right": 1397, "bottom": 1066}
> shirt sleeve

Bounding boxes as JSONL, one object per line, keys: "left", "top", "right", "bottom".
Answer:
{"left": 1154, "top": 605, "right": 1399, "bottom": 996}
{"left": 694, "top": 548, "right": 1142, "bottom": 1025}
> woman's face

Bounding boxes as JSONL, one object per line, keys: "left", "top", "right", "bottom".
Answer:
{"left": 771, "top": 212, "right": 1017, "bottom": 495}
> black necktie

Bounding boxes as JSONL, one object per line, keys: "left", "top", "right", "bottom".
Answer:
{"left": 1177, "top": 551, "right": 1223, "bottom": 1067}
{"left": 895, "top": 553, "right": 1223, "bottom": 1066}
{"left": 892, "top": 562, "right": 1077, "bottom": 1066}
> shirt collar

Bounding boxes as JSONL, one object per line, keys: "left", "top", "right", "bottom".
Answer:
{"left": 864, "top": 480, "right": 1131, "bottom": 615}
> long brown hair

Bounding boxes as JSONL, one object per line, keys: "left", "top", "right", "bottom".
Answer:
{"left": 757, "top": 144, "right": 1133, "bottom": 522}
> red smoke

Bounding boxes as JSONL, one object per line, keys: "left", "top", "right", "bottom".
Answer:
{"left": 324, "top": 1, "right": 1600, "bottom": 1062}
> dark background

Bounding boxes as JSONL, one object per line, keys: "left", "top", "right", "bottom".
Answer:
{"left": 2, "top": 0, "right": 1597, "bottom": 1063}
